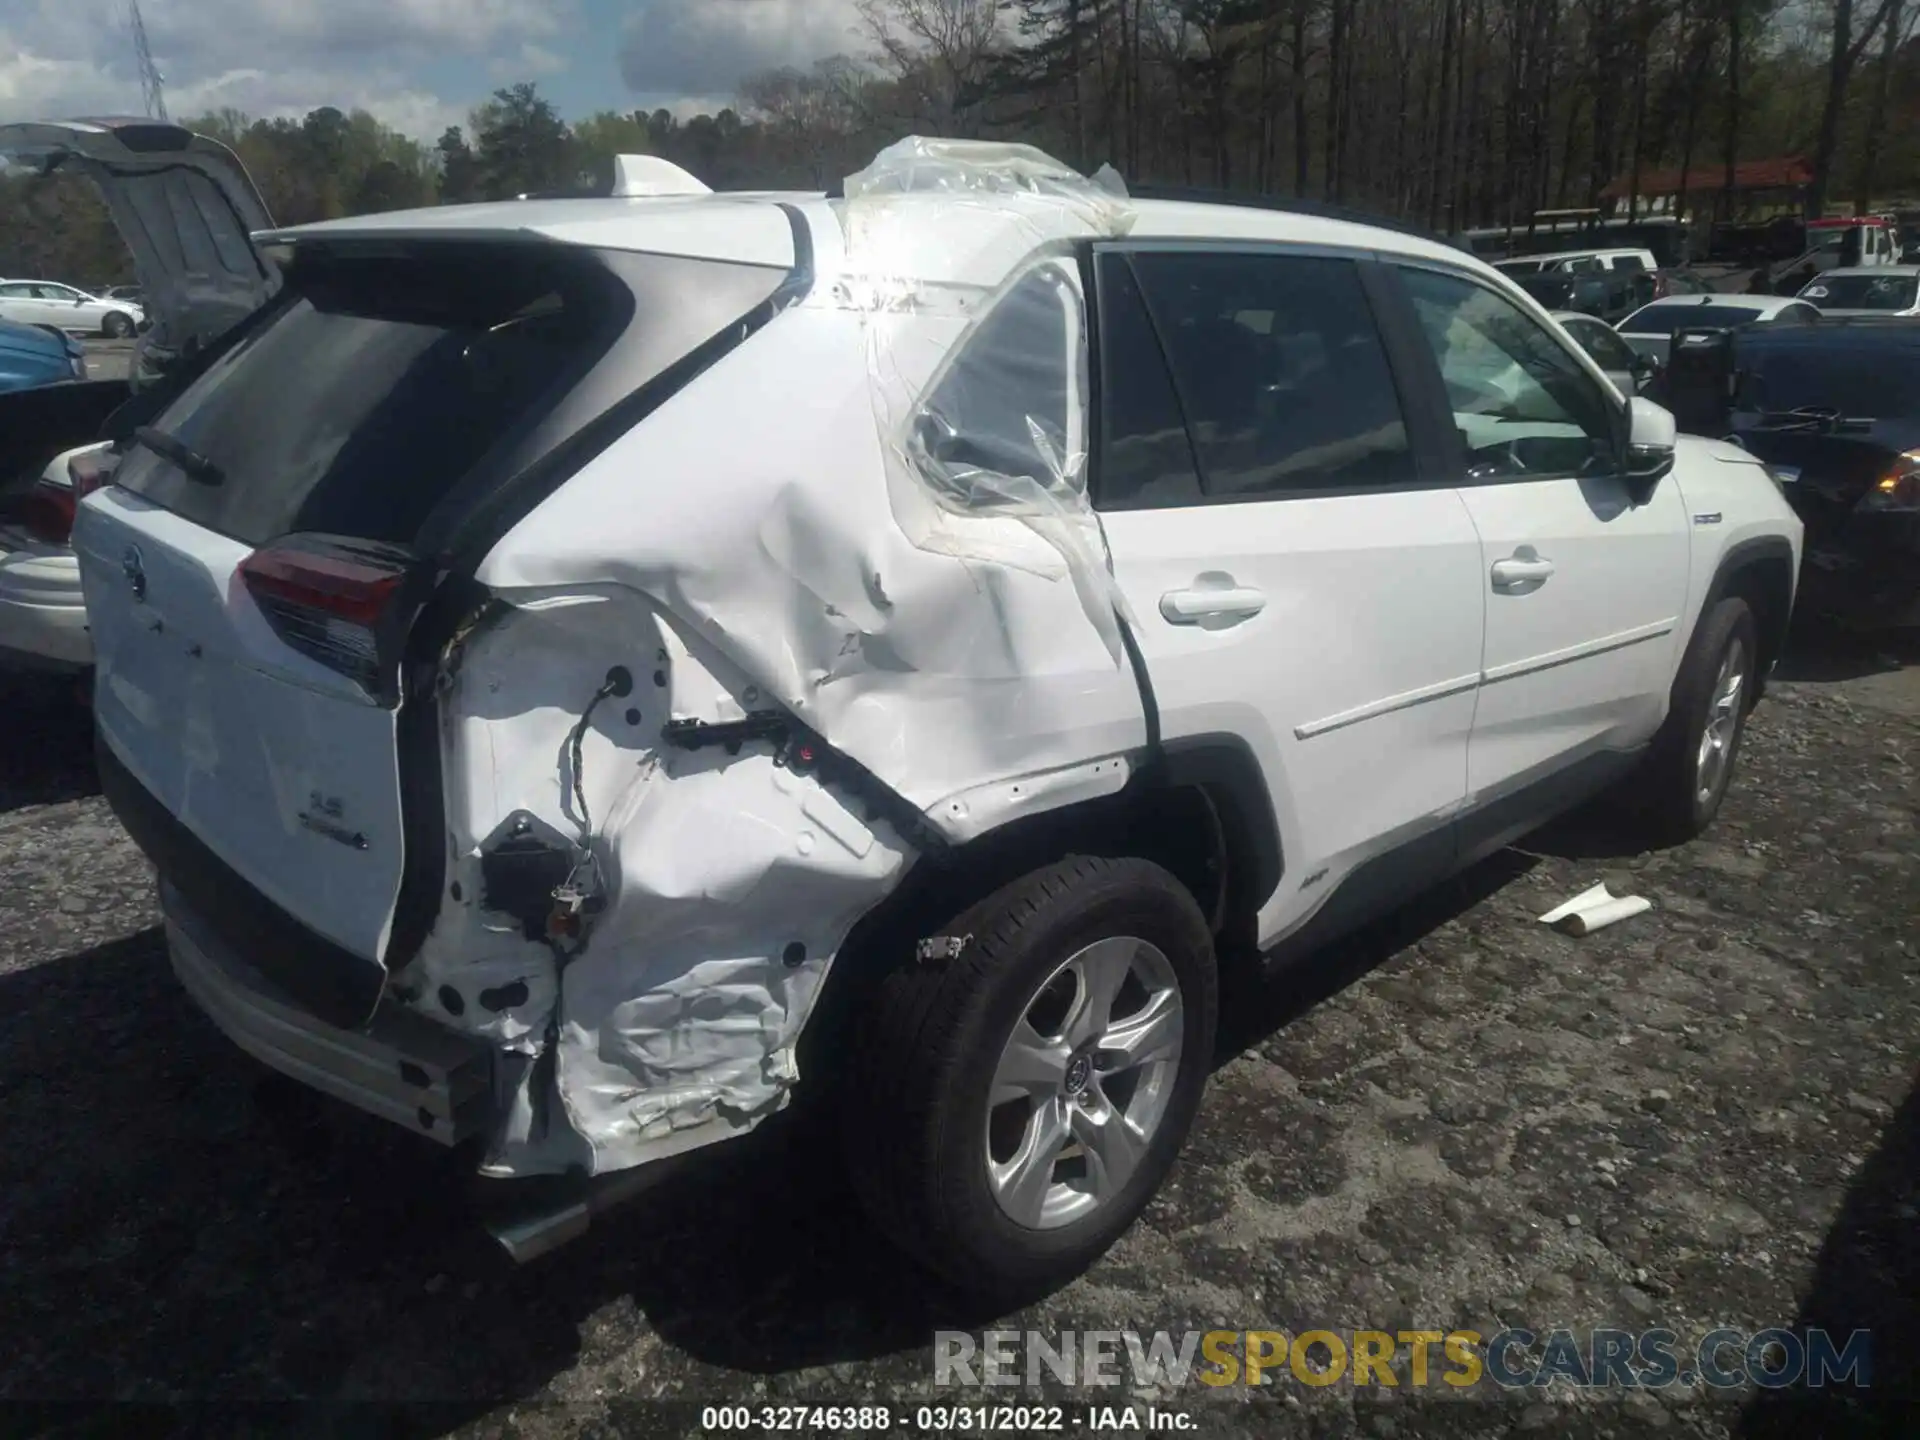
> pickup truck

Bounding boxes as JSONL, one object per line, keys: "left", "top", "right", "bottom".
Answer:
{"left": 1496, "top": 252, "right": 1653, "bottom": 322}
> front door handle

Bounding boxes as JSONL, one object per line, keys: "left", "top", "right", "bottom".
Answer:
{"left": 1160, "top": 586, "right": 1268, "bottom": 624}
{"left": 1491, "top": 551, "right": 1556, "bottom": 592}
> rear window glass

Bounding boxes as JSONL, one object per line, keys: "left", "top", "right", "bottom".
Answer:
{"left": 1799, "top": 274, "right": 1919, "bottom": 310}
{"left": 112, "top": 242, "right": 787, "bottom": 547}
{"left": 1620, "top": 303, "right": 1775, "bottom": 336}
{"left": 1733, "top": 346, "right": 1920, "bottom": 419}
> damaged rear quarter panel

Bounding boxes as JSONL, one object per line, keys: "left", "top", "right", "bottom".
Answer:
{"left": 440, "top": 203, "right": 1158, "bottom": 1178}
{"left": 473, "top": 294, "right": 1147, "bottom": 815}
{"left": 407, "top": 584, "right": 912, "bottom": 1176}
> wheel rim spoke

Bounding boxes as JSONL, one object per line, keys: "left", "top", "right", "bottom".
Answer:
{"left": 991, "top": 1021, "right": 1071, "bottom": 1105}
{"left": 1696, "top": 639, "right": 1747, "bottom": 801}
{"left": 1063, "top": 936, "right": 1136, "bottom": 1049}
{"left": 988, "top": 1095, "right": 1070, "bottom": 1227}
{"left": 1097, "top": 987, "right": 1183, "bottom": 1074}
{"left": 984, "top": 933, "right": 1184, "bottom": 1231}
{"left": 1069, "top": 1090, "right": 1147, "bottom": 1202}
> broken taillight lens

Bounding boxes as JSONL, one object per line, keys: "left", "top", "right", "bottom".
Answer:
{"left": 26, "top": 449, "right": 122, "bottom": 546}
{"left": 238, "top": 534, "right": 414, "bottom": 691}
{"left": 23, "top": 482, "right": 78, "bottom": 545}
{"left": 68, "top": 447, "right": 119, "bottom": 501}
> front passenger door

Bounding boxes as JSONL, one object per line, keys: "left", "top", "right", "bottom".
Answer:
{"left": 1391, "top": 263, "right": 1692, "bottom": 809}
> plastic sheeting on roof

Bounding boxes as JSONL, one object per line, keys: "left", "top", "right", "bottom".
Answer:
{"left": 832, "top": 137, "right": 1140, "bottom": 665}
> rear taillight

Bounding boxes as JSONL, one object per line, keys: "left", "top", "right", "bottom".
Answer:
{"left": 1654, "top": 272, "right": 1671, "bottom": 299}
{"left": 24, "top": 482, "right": 77, "bottom": 545}
{"left": 238, "top": 534, "right": 414, "bottom": 691}
{"left": 27, "top": 449, "right": 123, "bottom": 545}
{"left": 68, "top": 448, "right": 119, "bottom": 501}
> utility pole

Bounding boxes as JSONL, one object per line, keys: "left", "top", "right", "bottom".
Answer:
{"left": 129, "top": 0, "right": 168, "bottom": 120}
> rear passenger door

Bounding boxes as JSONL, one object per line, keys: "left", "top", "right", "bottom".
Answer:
{"left": 1386, "top": 261, "right": 1691, "bottom": 815}
{"left": 1091, "top": 245, "right": 1487, "bottom": 945}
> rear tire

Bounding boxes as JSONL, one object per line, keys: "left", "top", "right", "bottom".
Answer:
{"left": 842, "top": 856, "right": 1217, "bottom": 1301}
{"left": 1623, "top": 596, "right": 1758, "bottom": 845}
{"left": 101, "top": 312, "right": 133, "bottom": 339}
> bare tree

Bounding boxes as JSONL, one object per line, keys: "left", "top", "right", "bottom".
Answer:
{"left": 1807, "top": 0, "right": 1899, "bottom": 216}
{"left": 858, "top": 0, "right": 1007, "bottom": 134}
{"left": 1853, "top": 0, "right": 1915, "bottom": 208}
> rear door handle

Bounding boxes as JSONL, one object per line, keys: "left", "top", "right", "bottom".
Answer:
{"left": 1159, "top": 586, "right": 1268, "bottom": 624}
{"left": 1491, "top": 553, "right": 1556, "bottom": 591}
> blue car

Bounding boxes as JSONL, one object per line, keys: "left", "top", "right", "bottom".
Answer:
{"left": 0, "top": 317, "right": 86, "bottom": 391}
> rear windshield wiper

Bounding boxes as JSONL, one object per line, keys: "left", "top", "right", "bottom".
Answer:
{"left": 1751, "top": 406, "right": 1873, "bottom": 435}
{"left": 132, "top": 425, "right": 224, "bottom": 486}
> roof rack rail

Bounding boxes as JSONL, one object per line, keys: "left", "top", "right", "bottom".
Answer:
{"left": 1127, "top": 184, "right": 1466, "bottom": 249}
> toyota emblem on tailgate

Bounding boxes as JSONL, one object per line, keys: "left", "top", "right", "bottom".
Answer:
{"left": 122, "top": 545, "right": 146, "bottom": 601}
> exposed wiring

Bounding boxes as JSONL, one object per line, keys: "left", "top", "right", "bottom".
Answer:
{"left": 567, "top": 673, "right": 620, "bottom": 843}
{"left": 554, "top": 671, "right": 627, "bottom": 941}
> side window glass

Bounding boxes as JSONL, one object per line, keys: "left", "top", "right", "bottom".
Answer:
{"left": 1613, "top": 255, "right": 1646, "bottom": 274}
{"left": 1130, "top": 250, "right": 1412, "bottom": 498}
{"left": 910, "top": 264, "right": 1081, "bottom": 514}
{"left": 1398, "top": 265, "right": 1619, "bottom": 481}
{"left": 1579, "top": 322, "right": 1639, "bottom": 373}
{"left": 1093, "top": 252, "right": 1203, "bottom": 510}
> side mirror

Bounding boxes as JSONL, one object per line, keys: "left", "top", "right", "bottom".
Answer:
{"left": 1622, "top": 396, "right": 1677, "bottom": 501}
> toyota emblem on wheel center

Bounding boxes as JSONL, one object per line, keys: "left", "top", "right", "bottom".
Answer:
{"left": 121, "top": 544, "right": 146, "bottom": 601}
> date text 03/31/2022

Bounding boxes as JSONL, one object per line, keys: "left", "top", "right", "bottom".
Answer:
{"left": 699, "top": 1405, "right": 1195, "bottom": 1432}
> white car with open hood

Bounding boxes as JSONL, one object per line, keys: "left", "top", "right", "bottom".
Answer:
{"left": 0, "top": 118, "right": 282, "bottom": 675}
{"left": 67, "top": 135, "right": 1802, "bottom": 1297}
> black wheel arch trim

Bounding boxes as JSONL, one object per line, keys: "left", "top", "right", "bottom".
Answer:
{"left": 1128, "top": 734, "right": 1284, "bottom": 920}
{"left": 1698, "top": 534, "right": 1798, "bottom": 690}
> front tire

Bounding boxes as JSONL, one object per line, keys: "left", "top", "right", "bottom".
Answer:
{"left": 1627, "top": 596, "right": 1758, "bottom": 844}
{"left": 101, "top": 312, "right": 133, "bottom": 339}
{"left": 843, "top": 856, "right": 1217, "bottom": 1300}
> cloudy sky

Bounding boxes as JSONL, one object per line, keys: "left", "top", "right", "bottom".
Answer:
{"left": 0, "top": 0, "right": 872, "bottom": 141}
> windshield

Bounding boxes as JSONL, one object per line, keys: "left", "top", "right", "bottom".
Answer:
{"left": 1798, "top": 274, "right": 1918, "bottom": 310}
{"left": 1733, "top": 347, "right": 1920, "bottom": 420}
{"left": 1621, "top": 303, "right": 1773, "bottom": 336}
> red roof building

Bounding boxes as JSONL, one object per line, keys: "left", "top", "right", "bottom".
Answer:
{"left": 1600, "top": 156, "right": 1813, "bottom": 203}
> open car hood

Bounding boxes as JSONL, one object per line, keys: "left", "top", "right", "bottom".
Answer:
{"left": 0, "top": 118, "right": 281, "bottom": 371}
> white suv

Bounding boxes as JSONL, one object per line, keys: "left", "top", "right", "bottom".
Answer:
{"left": 62, "top": 135, "right": 1802, "bottom": 1297}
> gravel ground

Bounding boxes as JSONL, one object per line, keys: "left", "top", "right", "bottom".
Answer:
{"left": 0, "top": 626, "right": 1912, "bottom": 1439}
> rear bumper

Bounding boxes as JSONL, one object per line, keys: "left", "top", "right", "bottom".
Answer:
{"left": 96, "top": 731, "right": 389, "bottom": 1028}
{"left": 164, "top": 881, "right": 494, "bottom": 1146}
{"left": 0, "top": 539, "right": 90, "bottom": 668}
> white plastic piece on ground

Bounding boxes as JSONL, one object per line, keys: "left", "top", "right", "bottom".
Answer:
{"left": 610, "top": 153, "right": 712, "bottom": 198}
{"left": 1538, "top": 883, "right": 1654, "bottom": 936}
{"left": 836, "top": 136, "right": 1139, "bottom": 664}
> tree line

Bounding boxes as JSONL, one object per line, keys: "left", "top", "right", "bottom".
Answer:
{"left": 3, "top": 0, "right": 1917, "bottom": 290}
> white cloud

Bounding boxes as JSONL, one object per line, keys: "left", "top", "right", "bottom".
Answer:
{"left": 492, "top": 42, "right": 567, "bottom": 82}
{"left": 619, "top": 0, "right": 867, "bottom": 100}
{"left": 1, "top": 0, "right": 570, "bottom": 140}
